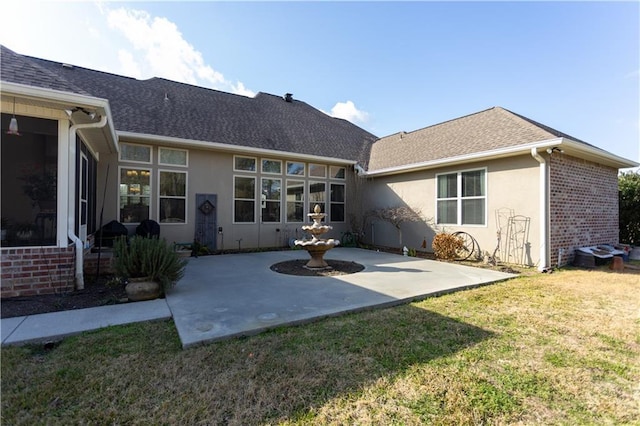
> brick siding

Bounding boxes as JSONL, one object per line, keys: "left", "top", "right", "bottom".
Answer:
{"left": 1, "top": 247, "right": 75, "bottom": 298}
{"left": 549, "top": 154, "right": 619, "bottom": 267}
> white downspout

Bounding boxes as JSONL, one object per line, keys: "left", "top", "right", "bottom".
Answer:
{"left": 531, "top": 148, "right": 548, "bottom": 271}
{"left": 69, "top": 115, "right": 108, "bottom": 290}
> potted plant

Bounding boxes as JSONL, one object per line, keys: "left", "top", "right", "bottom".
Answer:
{"left": 20, "top": 167, "right": 57, "bottom": 210}
{"left": 113, "top": 235, "right": 187, "bottom": 301}
{"left": 13, "top": 222, "right": 37, "bottom": 241}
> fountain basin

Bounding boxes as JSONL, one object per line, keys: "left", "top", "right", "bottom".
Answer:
{"left": 294, "top": 239, "right": 340, "bottom": 268}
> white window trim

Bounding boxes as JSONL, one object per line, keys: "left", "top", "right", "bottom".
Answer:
{"left": 285, "top": 178, "right": 306, "bottom": 223}
{"left": 119, "top": 142, "right": 152, "bottom": 164}
{"left": 158, "top": 147, "right": 189, "bottom": 167}
{"left": 233, "top": 155, "right": 257, "bottom": 173}
{"left": 308, "top": 163, "right": 327, "bottom": 178}
{"left": 308, "top": 180, "right": 327, "bottom": 214}
{"left": 158, "top": 169, "right": 188, "bottom": 225}
{"left": 286, "top": 161, "right": 306, "bottom": 177}
{"left": 329, "top": 182, "right": 346, "bottom": 223}
{"left": 233, "top": 174, "right": 257, "bottom": 224}
{"left": 435, "top": 167, "right": 487, "bottom": 227}
{"left": 329, "top": 165, "right": 346, "bottom": 180}
{"left": 261, "top": 158, "right": 283, "bottom": 175}
{"left": 118, "top": 165, "right": 152, "bottom": 225}
{"left": 261, "top": 177, "right": 282, "bottom": 223}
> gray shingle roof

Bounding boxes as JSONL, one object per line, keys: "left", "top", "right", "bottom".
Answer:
{"left": 1, "top": 46, "right": 376, "bottom": 166}
{"left": 368, "top": 107, "right": 589, "bottom": 171}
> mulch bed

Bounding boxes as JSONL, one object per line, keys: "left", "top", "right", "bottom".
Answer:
{"left": 1, "top": 277, "right": 127, "bottom": 319}
{"left": 270, "top": 259, "right": 365, "bottom": 276}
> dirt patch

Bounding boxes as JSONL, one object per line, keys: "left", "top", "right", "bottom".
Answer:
{"left": 270, "top": 259, "right": 365, "bottom": 277}
{"left": 1, "top": 277, "right": 128, "bottom": 319}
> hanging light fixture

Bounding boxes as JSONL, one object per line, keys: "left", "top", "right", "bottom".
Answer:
{"left": 6, "top": 97, "right": 20, "bottom": 136}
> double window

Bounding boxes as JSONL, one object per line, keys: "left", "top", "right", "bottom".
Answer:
{"left": 119, "top": 143, "right": 188, "bottom": 224}
{"left": 436, "top": 169, "right": 486, "bottom": 225}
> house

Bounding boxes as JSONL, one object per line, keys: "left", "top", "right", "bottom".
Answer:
{"left": 1, "top": 46, "right": 637, "bottom": 298}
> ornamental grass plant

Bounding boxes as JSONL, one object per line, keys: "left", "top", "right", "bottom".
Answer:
{"left": 112, "top": 235, "right": 187, "bottom": 293}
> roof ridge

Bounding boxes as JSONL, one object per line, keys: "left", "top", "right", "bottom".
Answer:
{"left": 378, "top": 106, "right": 500, "bottom": 139}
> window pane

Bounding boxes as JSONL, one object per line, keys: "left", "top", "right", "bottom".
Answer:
{"left": 120, "top": 196, "right": 150, "bottom": 223}
{"left": 235, "top": 200, "right": 255, "bottom": 222}
{"left": 234, "top": 156, "right": 256, "bottom": 172}
{"left": 437, "top": 174, "right": 457, "bottom": 198}
{"left": 159, "top": 148, "right": 187, "bottom": 166}
{"left": 330, "top": 166, "right": 345, "bottom": 179}
{"left": 437, "top": 200, "right": 457, "bottom": 224}
{"left": 120, "top": 144, "right": 151, "bottom": 162}
{"left": 160, "top": 199, "right": 186, "bottom": 223}
{"left": 286, "top": 162, "right": 305, "bottom": 176}
{"left": 286, "top": 202, "right": 304, "bottom": 222}
{"left": 330, "top": 184, "right": 345, "bottom": 202}
{"left": 462, "top": 199, "right": 485, "bottom": 225}
{"left": 309, "top": 164, "right": 326, "bottom": 177}
{"left": 330, "top": 203, "right": 345, "bottom": 222}
{"left": 262, "top": 159, "right": 282, "bottom": 174}
{"left": 262, "top": 201, "right": 280, "bottom": 222}
{"left": 159, "top": 171, "right": 186, "bottom": 196}
{"left": 234, "top": 176, "right": 255, "bottom": 199}
{"left": 462, "top": 170, "right": 485, "bottom": 197}
{"left": 262, "top": 179, "right": 281, "bottom": 200}
{"left": 309, "top": 182, "right": 325, "bottom": 213}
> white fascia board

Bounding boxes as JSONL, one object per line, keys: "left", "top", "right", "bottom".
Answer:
{"left": 1, "top": 81, "right": 118, "bottom": 153}
{"left": 560, "top": 139, "right": 639, "bottom": 169}
{"left": 116, "top": 131, "right": 358, "bottom": 165}
{"left": 365, "top": 138, "right": 564, "bottom": 177}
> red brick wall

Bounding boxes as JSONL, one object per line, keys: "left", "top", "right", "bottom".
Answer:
{"left": 1, "top": 247, "right": 75, "bottom": 298}
{"left": 549, "top": 154, "right": 619, "bottom": 267}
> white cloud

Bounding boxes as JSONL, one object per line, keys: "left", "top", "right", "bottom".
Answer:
{"left": 105, "top": 7, "right": 252, "bottom": 95}
{"left": 330, "top": 101, "right": 369, "bottom": 124}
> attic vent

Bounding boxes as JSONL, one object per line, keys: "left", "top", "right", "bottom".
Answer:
{"left": 284, "top": 93, "right": 293, "bottom": 102}
{"left": 62, "top": 63, "right": 74, "bottom": 69}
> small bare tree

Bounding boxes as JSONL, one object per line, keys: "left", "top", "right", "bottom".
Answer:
{"left": 366, "top": 205, "right": 426, "bottom": 246}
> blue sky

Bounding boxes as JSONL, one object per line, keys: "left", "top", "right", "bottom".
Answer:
{"left": 1, "top": 1, "right": 638, "bottom": 165}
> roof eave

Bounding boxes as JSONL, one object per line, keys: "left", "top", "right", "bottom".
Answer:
{"left": 1, "top": 81, "right": 118, "bottom": 154}
{"left": 364, "top": 138, "right": 638, "bottom": 177}
{"left": 117, "top": 131, "right": 358, "bottom": 165}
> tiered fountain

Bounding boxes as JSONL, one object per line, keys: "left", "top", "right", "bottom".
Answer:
{"left": 295, "top": 204, "right": 340, "bottom": 269}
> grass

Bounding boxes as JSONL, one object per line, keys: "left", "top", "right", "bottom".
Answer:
{"left": 2, "top": 267, "right": 639, "bottom": 425}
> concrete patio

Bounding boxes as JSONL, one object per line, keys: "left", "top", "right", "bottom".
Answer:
{"left": 1, "top": 248, "right": 516, "bottom": 348}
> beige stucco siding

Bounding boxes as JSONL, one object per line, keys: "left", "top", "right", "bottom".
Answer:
{"left": 361, "top": 155, "right": 541, "bottom": 266}
{"left": 97, "top": 141, "right": 351, "bottom": 250}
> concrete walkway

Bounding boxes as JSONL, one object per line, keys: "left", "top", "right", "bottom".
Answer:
{"left": 1, "top": 248, "right": 516, "bottom": 348}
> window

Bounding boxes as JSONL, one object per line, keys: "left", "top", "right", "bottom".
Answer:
{"left": 234, "top": 176, "right": 255, "bottom": 223}
{"left": 308, "top": 181, "right": 326, "bottom": 214}
{"left": 159, "top": 170, "right": 187, "bottom": 223}
{"left": 436, "top": 169, "right": 486, "bottom": 225}
{"left": 234, "top": 156, "right": 256, "bottom": 172}
{"left": 120, "top": 143, "right": 151, "bottom": 163}
{"left": 309, "top": 164, "right": 326, "bottom": 178}
{"left": 159, "top": 147, "right": 188, "bottom": 166}
{"left": 286, "top": 161, "right": 305, "bottom": 176}
{"left": 119, "top": 167, "right": 151, "bottom": 223}
{"left": 330, "top": 166, "right": 346, "bottom": 180}
{"left": 261, "top": 178, "right": 281, "bottom": 222}
{"left": 330, "top": 183, "right": 345, "bottom": 222}
{"left": 261, "top": 159, "right": 282, "bottom": 174}
{"left": 286, "top": 180, "right": 305, "bottom": 222}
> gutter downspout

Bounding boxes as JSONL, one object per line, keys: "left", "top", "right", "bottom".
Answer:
{"left": 531, "top": 148, "right": 549, "bottom": 271}
{"left": 69, "top": 115, "right": 108, "bottom": 290}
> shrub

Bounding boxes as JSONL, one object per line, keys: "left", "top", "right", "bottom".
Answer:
{"left": 113, "top": 236, "right": 187, "bottom": 293}
{"left": 432, "top": 233, "right": 464, "bottom": 260}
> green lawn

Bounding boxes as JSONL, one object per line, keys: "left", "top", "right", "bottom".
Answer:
{"left": 2, "top": 268, "right": 638, "bottom": 425}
